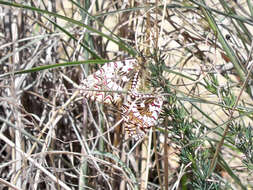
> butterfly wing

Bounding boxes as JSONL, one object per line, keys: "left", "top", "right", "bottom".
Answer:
{"left": 122, "top": 96, "right": 163, "bottom": 140}
{"left": 80, "top": 59, "right": 138, "bottom": 106}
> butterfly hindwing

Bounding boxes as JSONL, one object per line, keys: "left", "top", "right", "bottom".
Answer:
{"left": 122, "top": 95, "right": 163, "bottom": 140}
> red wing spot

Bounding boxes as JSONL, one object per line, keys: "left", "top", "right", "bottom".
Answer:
{"left": 93, "top": 84, "right": 100, "bottom": 89}
{"left": 96, "top": 93, "right": 104, "bottom": 100}
{"left": 113, "top": 62, "right": 118, "bottom": 68}
{"left": 104, "top": 95, "right": 113, "bottom": 103}
{"left": 96, "top": 68, "right": 104, "bottom": 75}
{"left": 151, "top": 115, "right": 157, "bottom": 120}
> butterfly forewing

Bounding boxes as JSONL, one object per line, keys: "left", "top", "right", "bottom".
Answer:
{"left": 80, "top": 59, "right": 139, "bottom": 106}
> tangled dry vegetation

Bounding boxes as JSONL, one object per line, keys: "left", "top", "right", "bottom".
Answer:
{"left": 0, "top": 0, "right": 253, "bottom": 189}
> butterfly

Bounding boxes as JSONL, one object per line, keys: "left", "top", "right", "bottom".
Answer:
{"left": 80, "top": 58, "right": 163, "bottom": 140}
